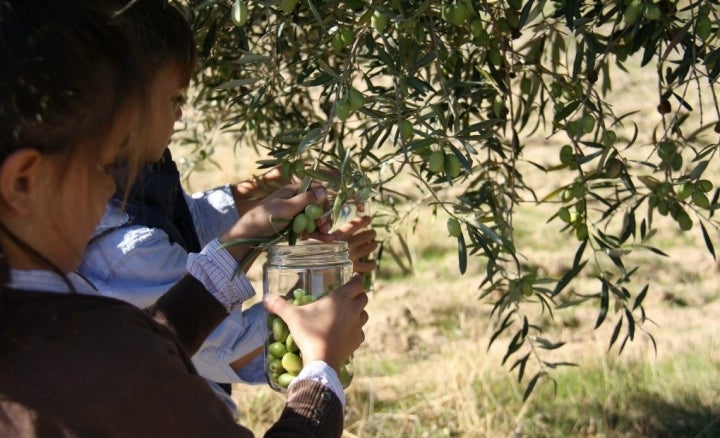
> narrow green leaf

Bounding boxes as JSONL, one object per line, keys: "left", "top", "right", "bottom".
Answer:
{"left": 488, "top": 310, "right": 515, "bottom": 350}
{"left": 216, "top": 78, "right": 261, "bottom": 89}
{"left": 510, "top": 353, "right": 531, "bottom": 383}
{"left": 457, "top": 234, "right": 467, "bottom": 275}
{"left": 552, "top": 260, "right": 587, "bottom": 296}
{"left": 595, "top": 279, "right": 609, "bottom": 328}
{"left": 234, "top": 53, "right": 271, "bottom": 64}
{"left": 534, "top": 337, "right": 566, "bottom": 350}
{"left": 523, "top": 372, "right": 545, "bottom": 401}
{"left": 297, "top": 127, "right": 323, "bottom": 153}
{"left": 624, "top": 308, "right": 635, "bottom": 341}
{"left": 700, "top": 221, "right": 716, "bottom": 259}
{"left": 632, "top": 284, "right": 649, "bottom": 310}
{"left": 502, "top": 329, "right": 525, "bottom": 365}
{"left": 608, "top": 316, "right": 623, "bottom": 350}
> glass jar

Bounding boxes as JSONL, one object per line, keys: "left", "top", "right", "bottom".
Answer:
{"left": 263, "top": 241, "right": 354, "bottom": 392}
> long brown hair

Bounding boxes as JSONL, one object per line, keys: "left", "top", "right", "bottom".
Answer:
{"left": 0, "top": 0, "right": 147, "bottom": 293}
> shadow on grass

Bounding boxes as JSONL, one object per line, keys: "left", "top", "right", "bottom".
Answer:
{"left": 533, "top": 391, "right": 720, "bottom": 438}
{"left": 616, "top": 394, "right": 720, "bottom": 438}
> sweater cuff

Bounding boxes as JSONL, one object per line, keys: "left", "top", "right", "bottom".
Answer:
{"left": 291, "top": 360, "right": 345, "bottom": 407}
{"left": 186, "top": 239, "right": 255, "bottom": 311}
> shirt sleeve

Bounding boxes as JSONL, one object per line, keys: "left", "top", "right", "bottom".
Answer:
{"left": 186, "top": 239, "right": 255, "bottom": 311}
{"left": 191, "top": 302, "right": 268, "bottom": 384}
{"left": 184, "top": 184, "right": 240, "bottom": 247}
{"left": 291, "top": 361, "right": 346, "bottom": 408}
{"left": 78, "top": 225, "right": 191, "bottom": 308}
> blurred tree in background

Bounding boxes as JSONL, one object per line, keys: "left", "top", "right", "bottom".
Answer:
{"left": 175, "top": 0, "right": 719, "bottom": 397}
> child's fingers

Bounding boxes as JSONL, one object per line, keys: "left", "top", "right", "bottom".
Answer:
{"left": 334, "top": 275, "right": 367, "bottom": 300}
{"left": 332, "top": 216, "right": 372, "bottom": 240}
{"left": 274, "top": 187, "right": 327, "bottom": 218}
{"left": 353, "top": 259, "right": 377, "bottom": 274}
{"left": 263, "top": 293, "right": 293, "bottom": 319}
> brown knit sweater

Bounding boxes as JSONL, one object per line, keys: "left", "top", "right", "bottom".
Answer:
{"left": 0, "top": 275, "right": 343, "bottom": 437}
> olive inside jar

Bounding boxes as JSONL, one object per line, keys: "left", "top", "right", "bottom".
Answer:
{"left": 263, "top": 242, "right": 354, "bottom": 392}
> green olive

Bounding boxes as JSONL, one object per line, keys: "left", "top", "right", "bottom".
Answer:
{"left": 696, "top": 15, "right": 711, "bottom": 41}
{"left": 692, "top": 191, "right": 710, "bottom": 209}
{"left": 488, "top": 46, "right": 502, "bottom": 66}
{"left": 671, "top": 154, "right": 683, "bottom": 171}
{"left": 304, "top": 203, "right": 324, "bottom": 219}
{"left": 278, "top": 0, "right": 298, "bottom": 13}
{"left": 676, "top": 211, "right": 693, "bottom": 231}
{"left": 447, "top": 217, "right": 462, "bottom": 237}
{"left": 581, "top": 114, "right": 595, "bottom": 134}
{"left": 339, "top": 27, "right": 354, "bottom": 46}
{"left": 285, "top": 333, "right": 299, "bottom": 353}
{"left": 559, "top": 145, "right": 573, "bottom": 165}
{"left": 268, "top": 357, "right": 284, "bottom": 374}
{"left": 347, "top": 88, "right": 366, "bottom": 111}
{"left": 623, "top": 0, "right": 642, "bottom": 25}
{"left": 507, "top": 0, "right": 522, "bottom": 10}
{"left": 520, "top": 77, "right": 532, "bottom": 95}
{"left": 602, "top": 130, "right": 617, "bottom": 146}
{"left": 305, "top": 218, "right": 317, "bottom": 233}
{"left": 446, "top": 155, "right": 462, "bottom": 178}
{"left": 676, "top": 183, "right": 693, "bottom": 200}
{"left": 470, "top": 19, "right": 484, "bottom": 38}
{"left": 521, "top": 276, "right": 534, "bottom": 297}
{"left": 272, "top": 317, "right": 290, "bottom": 342}
{"left": 277, "top": 372, "right": 297, "bottom": 388}
{"left": 371, "top": 10, "right": 389, "bottom": 32}
{"left": 293, "top": 288, "right": 307, "bottom": 300}
{"left": 336, "top": 100, "right": 351, "bottom": 121}
{"left": 400, "top": 119, "right": 414, "bottom": 140}
{"left": 292, "top": 213, "right": 309, "bottom": 234}
{"left": 558, "top": 207, "right": 571, "bottom": 223}
{"left": 605, "top": 158, "right": 623, "bottom": 179}
{"left": 282, "top": 352, "right": 303, "bottom": 374}
{"left": 232, "top": 0, "right": 249, "bottom": 26}
{"left": 293, "top": 160, "right": 306, "bottom": 177}
{"left": 331, "top": 33, "right": 346, "bottom": 52}
{"left": 268, "top": 341, "right": 288, "bottom": 359}
{"left": 698, "top": 180, "right": 713, "bottom": 193}
{"left": 492, "top": 98, "right": 506, "bottom": 118}
{"left": 644, "top": 4, "right": 661, "bottom": 20}
{"left": 428, "top": 151, "right": 445, "bottom": 173}
{"left": 575, "top": 223, "right": 588, "bottom": 241}
{"left": 448, "top": 3, "right": 468, "bottom": 27}
{"left": 657, "top": 141, "right": 676, "bottom": 160}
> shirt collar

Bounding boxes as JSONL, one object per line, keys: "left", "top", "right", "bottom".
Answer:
{"left": 7, "top": 269, "right": 97, "bottom": 294}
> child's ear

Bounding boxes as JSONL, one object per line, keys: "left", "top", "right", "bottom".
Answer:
{"left": 0, "top": 149, "right": 43, "bottom": 216}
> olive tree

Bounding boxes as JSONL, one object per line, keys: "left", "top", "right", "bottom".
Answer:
{"left": 175, "top": 0, "right": 720, "bottom": 398}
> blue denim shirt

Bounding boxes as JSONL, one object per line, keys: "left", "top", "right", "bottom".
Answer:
{"left": 77, "top": 185, "right": 267, "bottom": 388}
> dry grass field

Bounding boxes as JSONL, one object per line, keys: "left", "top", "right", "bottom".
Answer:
{"left": 177, "top": 57, "right": 720, "bottom": 437}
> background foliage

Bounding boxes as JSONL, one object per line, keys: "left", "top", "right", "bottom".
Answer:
{"left": 175, "top": 0, "right": 720, "bottom": 396}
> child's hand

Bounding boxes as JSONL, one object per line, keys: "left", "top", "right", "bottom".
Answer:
{"left": 222, "top": 184, "right": 328, "bottom": 240}
{"left": 263, "top": 275, "right": 369, "bottom": 374}
{"left": 331, "top": 216, "right": 378, "bottom": 274}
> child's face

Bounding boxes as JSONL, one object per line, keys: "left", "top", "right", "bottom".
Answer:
{"left": 34, "top": 104, "right": 137, "bottom": 273}
{"left": 143, "top": 63, "right": 187, "bottom": 164}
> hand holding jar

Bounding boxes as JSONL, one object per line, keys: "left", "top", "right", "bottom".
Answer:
{"left": 263, "top": 243, "right": 369, "bottom": 391}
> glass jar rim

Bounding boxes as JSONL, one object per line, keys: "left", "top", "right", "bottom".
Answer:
{"left": 266, "top": 241, "right": 350, "bottom": 266}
